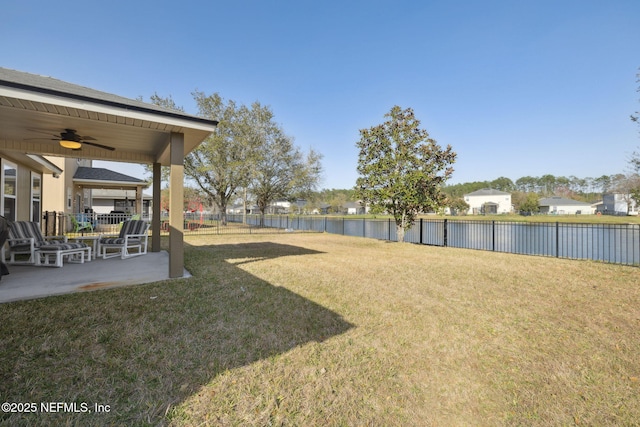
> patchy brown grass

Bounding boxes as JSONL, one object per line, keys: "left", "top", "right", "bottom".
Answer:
{"left": 1, "top": 233, "right": 639, "bottom": 426}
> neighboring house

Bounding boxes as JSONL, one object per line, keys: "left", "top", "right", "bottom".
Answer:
{"left": 600, "top": 193, "right": 639, "bottom": 216}
{"left": 90, "top": 189, "right": 153, "bottom": 215}
{"left": 272, "top": 200, "right": 291, "bottom": 214}
{"left": 43, "top": 159, "right": 149, "bottom": 224}
{"left": 344, "top": 201, "right": 366, "bottom": 215}
{"left": 538, "top": 196, "right": 595, "bottom": 215}
{"left": 463, "top": 189, "right": 512, "bottom": 215}
{"left": 311, "top": 203, "right": 331, "bottom": 215}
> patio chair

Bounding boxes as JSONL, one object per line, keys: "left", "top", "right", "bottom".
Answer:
{"left": 71, "top": 214, "right": 94, "bottom": 233}
{"left": 99, "top": 219, "right": 150, "bottom": 259}
{"left": 6, "top": 221, "right": 67, "bottom": 265}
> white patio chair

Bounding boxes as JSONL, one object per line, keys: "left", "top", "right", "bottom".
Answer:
{"left": 7, "top": 221, "right": 67, "bottom": 265}
{"left": 99, "top": 220, "right": 150, "bottom": 259}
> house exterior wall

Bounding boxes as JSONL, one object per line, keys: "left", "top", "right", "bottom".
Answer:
{"left": 16, "top": 165, "right": 31, "bottom": 220}
{"left": 42, "top": 156, "right": 72, "bottom": 213}
{"left": 540, "top": 203, "right": 594, "bottom": 215}
{"left": 602, "top": 193, "right": 638, "bottom": 215}
{"left": 464, "top": 194, "right": 512, "bottom": 215}
{"left": 1, "top": 156, "right": 49, "bottom": 223}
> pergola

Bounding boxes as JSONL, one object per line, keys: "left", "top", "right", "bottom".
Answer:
{"left": 0, "top": 68, "right": 218, "bottom": 278}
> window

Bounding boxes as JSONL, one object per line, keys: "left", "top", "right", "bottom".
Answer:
{"left": 2, "top": 160, "right": 17, "bottom": 221}
{"left": 31, "top": 172, "right": 41, "bottom": 223}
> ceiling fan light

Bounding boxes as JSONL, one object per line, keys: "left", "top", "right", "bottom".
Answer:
{"left": 59, "top": 139, "right": 82, "bottom": 149}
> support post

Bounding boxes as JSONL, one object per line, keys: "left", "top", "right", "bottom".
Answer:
{"left": 151, "top": 162, "right": 162, "bottom": 253}
{"left": 169, "top": 133, "right": 184, "bottom": 278}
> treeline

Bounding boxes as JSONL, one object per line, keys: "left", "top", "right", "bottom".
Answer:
{"left": 443, "top": 174, "right": 628, "bottom": 202}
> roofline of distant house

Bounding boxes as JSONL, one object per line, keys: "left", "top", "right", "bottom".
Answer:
{"left": 0, "top": 78, "right": 218, "bottom": 128}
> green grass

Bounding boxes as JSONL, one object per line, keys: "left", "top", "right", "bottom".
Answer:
{"left": 1, "top": 233, "right": 639, "bottom": 425}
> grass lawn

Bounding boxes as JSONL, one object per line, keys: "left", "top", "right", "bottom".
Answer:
{"left": 1, "top": 233, "right": 639, "bottom": 425}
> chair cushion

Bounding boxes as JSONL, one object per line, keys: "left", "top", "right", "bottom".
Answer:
{"left": 39, "top": 242, "right": 88, "bottom": 251}
{"left": 119, "top": 220, "right": 148, "bottom": 238}
{"left": 8, "top": 221, "right": 45, "bottom": 246}
{"left": 10, "top": 240, "right": 65, "bottom": 252}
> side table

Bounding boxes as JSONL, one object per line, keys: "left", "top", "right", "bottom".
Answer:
{"left": 70, "top": 235, "right": 101, "bottom": 260}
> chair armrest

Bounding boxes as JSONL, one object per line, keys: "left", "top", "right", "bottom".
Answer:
{"left": 44, "top": 235, "right": 68, "bottom": 243}
{"left": 7, "top": 237, "right": 35, "bottom": 248}
{"left": 125, "top": 233, "right": 149, "bottom": 238}
{"left": 99, "top": 234, "right": 119, "bottom": 240}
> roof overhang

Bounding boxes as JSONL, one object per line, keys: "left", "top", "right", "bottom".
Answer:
{"left": 72, "top": 178, "right": 149, "bottom": 190}
{"left": 2, "top": 151, "right": 63, "bottom": 176}
{"left": 0, "top": 68, "right": 217, "bottom": 165}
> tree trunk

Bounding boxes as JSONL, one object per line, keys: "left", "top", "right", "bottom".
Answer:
{"left": 396, "top": 224, "right": 405, "bottom": 243}
{"left": 220, "top": 209, "right": 227, "bottom": 226}
{"left": 242, "top": 187, "right": 248, "bottom": 225}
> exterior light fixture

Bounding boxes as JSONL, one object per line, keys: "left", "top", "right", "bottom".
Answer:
{"left": 59, "top": 139, "right": 82, "bottom": 149}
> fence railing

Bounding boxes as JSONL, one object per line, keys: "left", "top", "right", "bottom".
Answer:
{"left": 40, "top": 212, "right": 640, "bottom": 267}
{"left": 225, "top": 215, "right": 640, "bottom": 267}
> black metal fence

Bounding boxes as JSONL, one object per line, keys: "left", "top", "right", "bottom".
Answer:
{"left": 40, "top": 212, "right": 640, "bottom": 266}
{"left": 225, "top": 215, "right": 640, "bottom": 267}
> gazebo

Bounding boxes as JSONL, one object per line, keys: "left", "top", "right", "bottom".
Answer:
{"left": 0, "top": 67, "right": 218, "bottom": 278}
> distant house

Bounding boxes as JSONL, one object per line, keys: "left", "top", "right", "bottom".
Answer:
{"left": 43, "top": 159, "right": 149, "bottom": 220}
{"left": 463, "top": 189, "right": 512, "bottom": 215}
{"left": 311, "top": 203, "right": 331, "bottom": 215}
{"left": 600, "top": 193, "right": 639, "bottom": 216}
{"left": 344, "top": 201, "right": 366, "bottom": 215}
{"left": 538, "top": 196, "right": 594, "bottom": 215}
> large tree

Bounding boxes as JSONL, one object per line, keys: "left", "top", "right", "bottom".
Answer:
{"left": 185, "top": 92, "right": 260, "bottom": 225}
{"left": 248, "top": 106, "right": 323, "bottom": 222}
{"left": 355, "top": 106, "right": 456, "bottom": 242}
{"left": 626, "top": 69, "right": 640, "bottom": 206}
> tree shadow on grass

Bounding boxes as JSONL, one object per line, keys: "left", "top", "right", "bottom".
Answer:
{"left": 0, "top": 241, "right": 354, "bottom": 425}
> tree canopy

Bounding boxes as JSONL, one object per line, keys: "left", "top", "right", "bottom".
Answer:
{"left": 143, "top": 92, "right": 322, "bottom": 223}
{"left": 355, "top": 106, "right": 456, "bottom": 242}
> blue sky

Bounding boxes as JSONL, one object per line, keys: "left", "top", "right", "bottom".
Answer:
{"left": 2, "top": 0, "right": 639, "bottom": 190}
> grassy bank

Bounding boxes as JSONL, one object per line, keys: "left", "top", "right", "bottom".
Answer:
{"left": 1, "top": 233, "right": 639, "bottom": 425}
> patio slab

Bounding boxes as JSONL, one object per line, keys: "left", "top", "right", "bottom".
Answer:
{"left": 0, "top": 251, "right": 191, "bottom": 303}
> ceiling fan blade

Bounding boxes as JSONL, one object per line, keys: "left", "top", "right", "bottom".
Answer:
{"left": 78, "top": 135, "right": 97, "bottom": 141}
{"left": 81, "top": 140, "right": 116, "bottom": 151}
{"left": 27, "top": 129, "right": 59, "bottom": 138}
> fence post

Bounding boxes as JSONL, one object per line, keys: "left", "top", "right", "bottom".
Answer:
{"left": 492, "top": 220, "right": 495, "bottom": 251}
{"left": 43, "top": 211, "right": 49, "bottom": 236}
{"left": 419, "top": 218, "right": 423, "bottom": 245}
{"left": 388, "top": 218, "right": 391, "bottom": 241}
{"left": 443, "top": 219, "right": 448, "bottom": 247}
{"left": 556, "top": 222, "right": 559, "bottom": 257}
{"left": 363, "top": 218, "right": 366, "bottom": 237}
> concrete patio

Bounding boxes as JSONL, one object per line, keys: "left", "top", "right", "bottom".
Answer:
{"left": 0, "top": 251, "right": 191, "bottom": 303}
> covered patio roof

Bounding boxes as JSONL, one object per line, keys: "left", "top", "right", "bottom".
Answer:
{"left": 0, "top": 67, "right": 218, "bottom": 279}
{"left": 0, "top": 67, "right": 216, "bottom": 165}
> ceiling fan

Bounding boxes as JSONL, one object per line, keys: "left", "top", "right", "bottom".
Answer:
{"left": 27, "top": 129, "right": 115, "bottom": 151}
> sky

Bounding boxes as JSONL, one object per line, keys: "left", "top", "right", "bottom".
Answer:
{"left": 2, "top": 0, "right": 639, "bottom": 190}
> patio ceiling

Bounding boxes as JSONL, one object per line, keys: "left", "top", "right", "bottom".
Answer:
{"left": 0, "top": 68, "right": 217, "bottom": 165}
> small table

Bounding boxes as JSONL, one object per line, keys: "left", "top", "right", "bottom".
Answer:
{"left": 70, "top": 235, "right": 101, "bottom": 260}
